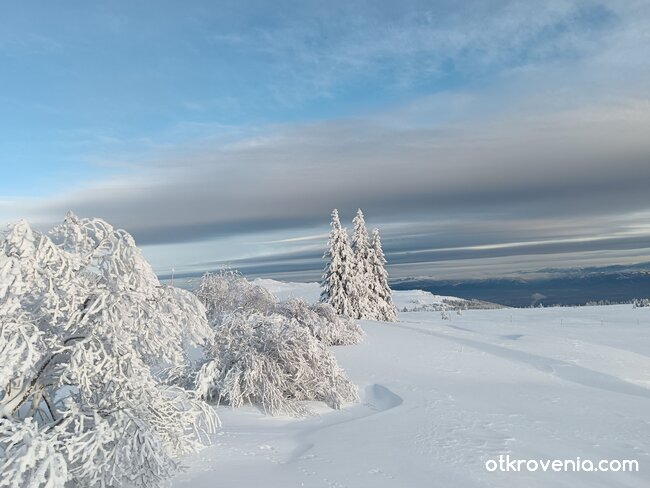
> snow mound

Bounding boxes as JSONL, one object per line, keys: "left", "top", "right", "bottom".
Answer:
{"left": 365, "top": 384, "right": 403, "bottom": 411}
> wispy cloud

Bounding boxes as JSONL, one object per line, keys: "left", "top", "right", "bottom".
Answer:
{"left": 206, "top": 0, "right": 620, "bottom": 100}
{"left": 260, "top": 234, "right": 330, "bottom": 244}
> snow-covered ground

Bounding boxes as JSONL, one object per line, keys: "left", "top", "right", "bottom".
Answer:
{"left": 251, "top": 278, "right": 322, "bottom": 303}
{"left": 251, "top": 278, "right": 496, "bottom": 311}
{"left": 173, "top": 283, "right": 650, "bottom": 488}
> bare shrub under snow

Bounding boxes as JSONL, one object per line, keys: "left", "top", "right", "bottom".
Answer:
{"left": 195, "top": 312, "right": 359, "bottom": 416}
{"left": 0, "top": 214, "right": 218, "bottom": 488}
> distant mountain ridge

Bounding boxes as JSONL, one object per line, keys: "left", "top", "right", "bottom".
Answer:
{"left": 393, "top": 263, "right": 650, "bottom": 308}
{"left": 161, "top": 262, "right": 650, "bottom": 308}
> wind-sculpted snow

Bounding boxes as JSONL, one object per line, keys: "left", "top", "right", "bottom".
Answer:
{"left": 394, "top": 321, "right": 650, "bottom": 400}
{"left": 173, "top": 301, "right": 650, "bottom": 488}
{"left": 365, "top": 384, "right": 403, "bottom": 411}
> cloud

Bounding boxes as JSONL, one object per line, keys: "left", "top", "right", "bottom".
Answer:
{"left": 2, "top": 0, "right": 650, "bottom": 280}
{"left": 206, "top": 0, "right": 621, "bottom": 99}
{"left": 13, "top": 97, "right": 647, "bottom": 245}
{"left": 184, "top": 224, "right": 650, "bottom": 279}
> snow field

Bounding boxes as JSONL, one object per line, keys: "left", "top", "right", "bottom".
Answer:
{"left": 173, "top": 302, "right": 650, "bottom": 487}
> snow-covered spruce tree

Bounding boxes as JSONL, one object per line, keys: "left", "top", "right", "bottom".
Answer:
{"left": 440, "top": 306, "right": 450, "bottom": 320}
{"left": 369, "top": 229, "right": 398, "bottom": 322}
{"left": 195, "top": 312, "right": 359, "bottom": 417}
{"left": 633, "top": 298, "right": 650, "bottom": 308}
{"left": 349, "top": 209, "right": 374, "bottom": 319}
{"left": 0, "top": 214, "right": 218, "bottom": 488}
{"left": 320, "top": 209, "right": 356, "bottom": 317}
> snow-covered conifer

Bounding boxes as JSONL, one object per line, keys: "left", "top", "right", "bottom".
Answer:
{"left": 440, "top": 305, "right": 450, "bottom": 320}
{"left": 350, "top": 209, "right": 374, "bottom": 319}
{"left": 0, "top": 214, "right": 218, "bottom": 488}
{"left": 320, "top": 210, "right": 397, "bottom": 322}
{"left": 320, "top": 210, "right": 355, "bottom": 317}
{"left": 369, "top": 229, "right": 398, "bottom": 322}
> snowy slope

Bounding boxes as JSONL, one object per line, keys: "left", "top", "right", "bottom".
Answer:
{"left": 173, "top": 294, "right": 650, "bottom": 487}
{"left": 389, "top": 288, "right": 503, "bottom": 311}
{"left": 251, "top": 278, "right": 500, "bottom": 311}
{"left": 251, "top": 278, "right": 322, "bottom": 303}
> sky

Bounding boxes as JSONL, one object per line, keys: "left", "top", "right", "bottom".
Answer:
{"left": 1, "top": 0, "right": 650, "bottom": 282}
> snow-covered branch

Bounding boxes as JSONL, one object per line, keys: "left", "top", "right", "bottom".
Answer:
{"left": 0, "top": 214, "right": 218, "bottom": 488}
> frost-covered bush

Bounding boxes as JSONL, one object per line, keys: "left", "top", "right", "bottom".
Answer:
{"left": 193, "top": 271, "right": 361, "bottom": 416}
{"left": 195, "top": 271, "right": 363, "bottom": 345}
{"left": 0, "top": 214, "right": 218, "bottom": 488}
{"left": 0, "top": 417, "right": 68, "bottom": 487}
{"left": 275, "top": 298, "right": 363, "bottom": 346}
{"left": 195, "top": 312, "right": 359, "bottom": 416}
{"left": 195, "top": 270, "right": 275, "bottom": 324}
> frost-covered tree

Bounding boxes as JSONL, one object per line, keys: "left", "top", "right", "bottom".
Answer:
{"left": 195, "top": 312, "right": 359, "bottom": 417}
{"left": 194, "top": 271, "right": 363, "bottom": 346}
{"left": 320, "top": 210, "right": 398, "bottom": 322}
{"left": 195, "top": 270, "right": 275, "bottom": 324}
{"left": 320, "top": 210, "right": 356, "bottom": 317}
{"left": 0, "top": 214, "right": 218, "bottom": 488}
{"left": 369, "top": 229, "right": 398, "bottom": 322}
{"left": 193, "top": 272, "right": 361, "bottom": 416}
{"left": 350, "top": 209, "right": 373, "bottom": 319}
{"left": 440, "top": 307, "right": 450, "bottom": 320}
{"left": 275, "top": 298, "right": 364, "bottom": 346}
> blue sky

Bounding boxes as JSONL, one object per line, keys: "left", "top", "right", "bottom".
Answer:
{"left": 1, "top": 1, "right": 650, "bottom": 281}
